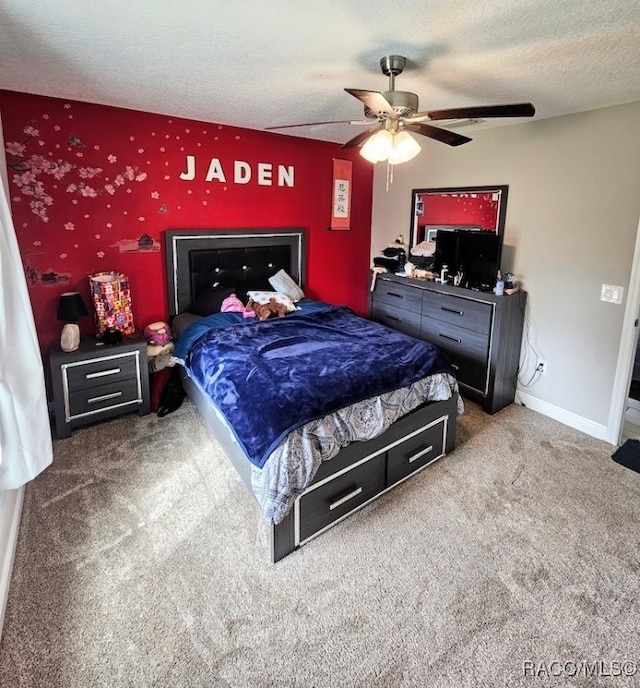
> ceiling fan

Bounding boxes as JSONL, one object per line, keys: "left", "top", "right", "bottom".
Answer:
{"left": 266, "top": 55, "right": 535, "bottom": 163}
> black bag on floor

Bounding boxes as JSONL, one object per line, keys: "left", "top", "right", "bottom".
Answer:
{"left": 157, "top": 366, "right": 186, "bottom": 417}
{"left": 612, "top": 439, "right": 640, "bottom": 474}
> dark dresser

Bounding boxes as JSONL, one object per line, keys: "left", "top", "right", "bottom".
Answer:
{"left": 370, "top": 273, "right": 526, "bottom": 414}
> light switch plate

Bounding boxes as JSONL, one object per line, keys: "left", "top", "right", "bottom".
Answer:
{"left": 601, "top": 284, "right": 624, "bottom": 304}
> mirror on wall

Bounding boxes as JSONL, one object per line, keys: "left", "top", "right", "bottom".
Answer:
{"left": 409, "top": 185, "right": 508, "bottom": 250}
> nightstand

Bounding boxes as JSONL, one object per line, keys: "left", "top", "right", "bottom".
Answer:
{"left": 50, "top": 335, "right": 150, "bottom": 439}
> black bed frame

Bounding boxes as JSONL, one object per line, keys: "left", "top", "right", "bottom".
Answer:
{"left": 165, "top": 228, "right": 457, "bottom": 562}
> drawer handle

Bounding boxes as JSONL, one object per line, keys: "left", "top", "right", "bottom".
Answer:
{"left": 86, "top": 367, "right": 121, "bottom": 379}
{"left": 441, "top": 306, "right": 464, "bottom": 316}
{"left": 450, "top": 363, "right": 460, "bottom": 371}
{"left": 408, "top": 444, "right": 434, "bottom": 463}
{"left": 384, "top": 315, "right": 403, "bottom": 323}
{"left": 87, "top": 391, "right": 123, "bottom": 404}
{"left": 329, "top": 487, "right": 363, "bottom": 511}
{"left": 439, "top": 333, "right": 462, "bottom": 344}
{"left": 386, "top": 291, "right": 404, "bottom": 299}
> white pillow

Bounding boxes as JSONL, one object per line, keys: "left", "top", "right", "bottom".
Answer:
{"left": 268, "top": 269, "right": 305, "bottom": 302}
{"left": 246, "top": 290, "right": 297, "bottom": 312}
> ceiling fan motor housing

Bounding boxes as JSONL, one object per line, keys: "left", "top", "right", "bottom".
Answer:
{"left": 380, "top": 55, "right": 406, "bottom": 77}
{"left": 364, "top": 90, "right": 419, "bottom": 119}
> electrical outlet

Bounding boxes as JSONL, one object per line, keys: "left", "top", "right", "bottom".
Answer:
{"left": 537, "top": 360, "right": 548, "bottom": 375}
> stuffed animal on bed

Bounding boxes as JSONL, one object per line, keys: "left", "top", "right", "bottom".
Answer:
{"left": 246, "top": 297, "right": 288, "bottom": 321}
{"left": 220, "top": 293, "right": 256, "bottom": 318}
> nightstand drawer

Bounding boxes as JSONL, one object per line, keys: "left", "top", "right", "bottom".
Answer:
{"left": 387, "top": 418, "right": 447, "bottom": 486}
{"left": 64, "top": 351, "right": 140, "bottom": 391}
{"left": 371, "top": 300, "right": 422, "bottom": 338}
{"left": 422, "top": 290, "right": 493, "bottom": 335}
{"left": 298, "top": 452, "right": 386, "bottom": 543}
{"left": 68, "top": 378, "right": 141, "bottom": 418}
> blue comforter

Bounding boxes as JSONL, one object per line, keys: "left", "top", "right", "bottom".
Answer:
{"left": 180, "top": 302, "right": 454, "bottom": 468}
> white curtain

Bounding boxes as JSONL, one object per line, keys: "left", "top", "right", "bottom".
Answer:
{"left": 0, "top": 129, "right": 53, "bottom": 491}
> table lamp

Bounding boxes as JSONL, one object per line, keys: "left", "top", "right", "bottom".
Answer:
{"left": 57, "top": 291, "right": 89, "bottom": 352}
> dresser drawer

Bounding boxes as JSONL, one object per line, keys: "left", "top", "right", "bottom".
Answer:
{"left": 298, "top": 452, "right": 386, "bottom": 543}
{"left": 387, "top": 418, "right": 447, "bottom": 486}
{"left": 68, "top": 378, "right": 141, "bottom": 418}
{"left": 446, "top": 352, "right": 489, "bottom": 394}
{"left": 373, "top": 280, "right": 423, "bottom": 312}
{"left": 422, "top": 290, "right": 493, "bottom": 335}
{"left": 371, "top": 300, "right": 422, "bottom": 338}
{"left": 421, "top": 316, "right": 490, "bottom": 363}
{"left": 63, "top": 351, "right": 141, "bottom": 391}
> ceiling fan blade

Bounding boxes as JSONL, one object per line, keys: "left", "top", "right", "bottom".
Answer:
{"left": 344, "top": 89, "right": 396, "bottom": 117}
{"left": 339, "top": 127, "right": 380, "bottom": 149}
{"left": 265, "top": 119, "right": 361, "bottom": 130}
{"left": 404, "top": 123, "right": 471, "bottom": 147}
{"left": 427, "top": 103, "right": 536, "bottom": 120}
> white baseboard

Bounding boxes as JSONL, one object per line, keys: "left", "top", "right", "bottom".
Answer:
{"left": 0, "top": 487, "right": 24, "bottom": 642}
{"left": 516, "top": 391, "right": 612, "bottom": 444}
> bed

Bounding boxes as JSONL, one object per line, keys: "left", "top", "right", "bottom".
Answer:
{"left": 165, "top": 228, "right": 460, "bottom": 562}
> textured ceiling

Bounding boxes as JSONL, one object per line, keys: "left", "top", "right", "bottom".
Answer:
{"left": 1, "top": 1, "right": 639, "bottom": 144}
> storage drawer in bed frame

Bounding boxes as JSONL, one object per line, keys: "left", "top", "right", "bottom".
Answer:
{"left": 271, "top": 395, "right": 457, "bottom": 562}
{"left": 297, "top": 453, "right": 387, "bottom": 543}
{"left": 295, "top": 414, "right": 449, "bottom": 547}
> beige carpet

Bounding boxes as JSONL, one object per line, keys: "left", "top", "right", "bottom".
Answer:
{"left": 1, "top": 399, "right": 639, "bottom": 687}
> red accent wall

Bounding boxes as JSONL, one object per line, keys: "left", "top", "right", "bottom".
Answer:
{"left": 0, "top": 90, "right": 373, "bottom": 357}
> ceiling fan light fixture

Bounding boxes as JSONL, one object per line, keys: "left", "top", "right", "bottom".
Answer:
{"left": 389, "top": 131, "right": 421, "bottom": 164}
{"left": 359, "top": 129, "right": 394, "bottom": 163}
{"left": 359, "top": 129, "right": 420, "bottom": 165}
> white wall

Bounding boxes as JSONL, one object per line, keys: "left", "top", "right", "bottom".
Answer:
{"left": 371, "top": 101, "right": 640, "bottom": 436}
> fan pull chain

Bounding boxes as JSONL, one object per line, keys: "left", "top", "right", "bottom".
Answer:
{"left": 385, "top": 159, "right": 395, "bottom": 191}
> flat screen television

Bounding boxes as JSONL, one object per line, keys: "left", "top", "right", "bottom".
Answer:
{"left": 433, "top": 230, "right": 503, "bottom": 290}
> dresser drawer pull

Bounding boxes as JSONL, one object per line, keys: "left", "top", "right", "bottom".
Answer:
{"left": 86, "top": 367, "right": 121, "bottom": 379}
{"left": 383, "top": 314, "right": 403, "bottom": 323}
{"left": 386, "top": 291, "right": 404, "bottom": 299}
{"left": 439, "top": 333, "right": 462, "bottom": 344}
{"left": 408, "top": 445, "right": 434, "bottom": 463}
{"left": 329, "top": 487, "right": 363, "bottom": 511}
{"left": 441, "top": 306, "right": 464, "bottom": 316}
{"left": 87, "top": 391, "right": 123, "bottom": 404}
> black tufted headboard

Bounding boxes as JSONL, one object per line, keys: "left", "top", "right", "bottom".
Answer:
{"left": 165, "top": 228, "right": 306, "bottom": 316}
